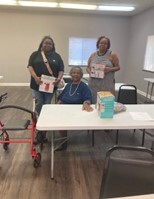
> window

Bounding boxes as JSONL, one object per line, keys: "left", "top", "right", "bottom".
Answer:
{"left": 143, "top": 35, "right": 154, "bottom": 73}
{"left": 68, "top": 37, "right": 97, "bottom": 66}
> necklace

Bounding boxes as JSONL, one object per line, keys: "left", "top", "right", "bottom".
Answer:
{"left": 98, "top": 50, "right": 107, "bottom": 56}
{"left": 69, "top": 82, "right": 81, "bottom": 96}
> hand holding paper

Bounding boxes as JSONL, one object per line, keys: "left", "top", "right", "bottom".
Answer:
{"left": 91, "top": 64, "right": 105, "bottom": 79}
{"left": 39, "top": 75, "right": 55, "bottom": 93}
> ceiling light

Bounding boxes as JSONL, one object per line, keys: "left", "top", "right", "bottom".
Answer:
{"left": 18, "top": 1, "right": 58, "bottom": 8}
{"left": 98, "top": 6, "right": 135, "bottom": 12}
{"left": 0, "top": 0, "right": 16, "bottom": 5}
{"left": 59, "top": 3, "right": 97, "bottom": 10}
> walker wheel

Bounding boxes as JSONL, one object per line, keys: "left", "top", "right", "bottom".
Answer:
{"left": 3, "top": 143, "right": 9, "bottom": 151}
{"left": 33, "top": 153, "right": 41, "bottom": 168}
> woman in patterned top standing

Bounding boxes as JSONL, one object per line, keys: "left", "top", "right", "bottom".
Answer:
{"left": 86, "top": 36, "right": 120, "bottom": 104}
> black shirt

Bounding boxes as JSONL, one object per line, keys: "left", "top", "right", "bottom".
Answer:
{"left": 28, "top": 51, "right": 64, "bottom": 91}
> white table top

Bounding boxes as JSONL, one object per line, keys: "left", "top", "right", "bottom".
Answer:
{"left": 144, "top": 78, "right": 154, "bottom": 83}
{"left": 36, "top": 104, "right": 154, "bottom": 131}
{"left": 112, "top": 194, "right": 154, "bottom": 199}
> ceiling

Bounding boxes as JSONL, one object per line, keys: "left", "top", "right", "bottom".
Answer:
{"left": 1, "top": 0, "right": 154, "bottom": 16}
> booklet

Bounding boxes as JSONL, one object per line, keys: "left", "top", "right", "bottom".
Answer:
{"left": 91, "top": 64, "right": 105, "bottom": 79}
{"left": 39, "top": 75, "right": 55, "bottom": 93}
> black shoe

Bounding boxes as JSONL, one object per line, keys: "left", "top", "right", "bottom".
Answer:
{"left": 36, "top": 131, "right": 44, "bottom": 143}
{"left": 43, "top": 138, "right": 48, "bottom": 143}
{"left": 36, "top": 131, "right": 48, "bottom": 143}
{"left": 33, "top": 139, "right": 38, "bottom": 145}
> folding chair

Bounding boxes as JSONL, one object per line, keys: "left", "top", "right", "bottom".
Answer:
{"left": 99, "top": 145, "right": 154, "bottom": 199}
{"left": 117, "top": 84, "right": 137, "bottom": 104}
{"left": 116, "top": 85, "right": 137, "bottom": 144}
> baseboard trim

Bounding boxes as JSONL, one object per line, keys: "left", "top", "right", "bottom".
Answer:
{"left": 137, "top": 89, "right": 154, "bottom": 101}
{"left": 0, "top": 83, "right": 29, "bottom": 86}
{"left": 137, "top": 89, "right": 146, "bottom": 97}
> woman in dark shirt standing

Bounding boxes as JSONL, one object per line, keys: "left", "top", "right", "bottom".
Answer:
{"left": 27, "top": 36, "right": 64, "bottom": 143}
{"left": 28, "top": 35, "right": 64, "bottom": 115}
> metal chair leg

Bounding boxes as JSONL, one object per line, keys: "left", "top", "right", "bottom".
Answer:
{"left": 116, "top": 130, "right": 119, "bottom": 145}
{"left": 92, "top": 130, "right": 94, "bottom": 147}
{"left": 141, "top": 129, "right": 145, "bottom": 146}
{"left": 151, "top": 141, "right": 154, "bottom": 150}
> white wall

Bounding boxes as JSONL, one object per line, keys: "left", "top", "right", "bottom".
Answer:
{"left": 0, "top": 8, "right": 129, "bottom": 84}
{"left": 124, "top": 7, "right": 154, "bottom": 94}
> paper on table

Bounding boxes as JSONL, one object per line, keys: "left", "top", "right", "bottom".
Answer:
{"left": 129, "top": 112, "right": 153, "bottom": 121}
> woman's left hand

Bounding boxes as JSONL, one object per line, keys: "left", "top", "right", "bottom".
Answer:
{"left": 53, "top": 78, "right": 60, "bottom": 86}
{"left": 82, "top": 102, "right": 93, "bottom": 112}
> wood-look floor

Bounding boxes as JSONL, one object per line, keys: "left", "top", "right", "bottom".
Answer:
{"left": 0, "top": 86, "right": 153, "bottom": 199}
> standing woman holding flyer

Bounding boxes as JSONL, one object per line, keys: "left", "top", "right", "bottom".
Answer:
{"left": 27, "top": 35, "right": 64, "bottom": 143}
{"left": 86, "top": 36, "right": 120, "bottom": 104}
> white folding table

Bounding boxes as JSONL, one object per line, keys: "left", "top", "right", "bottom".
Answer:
{"left": 36, "top": 104, "right": 154, "bottom": 179}
{"left": 112, "top": 194, "right": 154, "bottom": 199}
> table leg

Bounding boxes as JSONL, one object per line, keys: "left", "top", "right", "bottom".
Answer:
{"left": 116, "top": 130, "right": 119, "bottom": 144}
{"left": 145, "top": 82, "right": 150, "bottom": 103}
{"left": 92, "top": 130, "right": 94, "bottom": 147}
{"left": 150, "top": 83, "right": 154, "bottom": 102}
{"left": 51, "top": 131, "right": 54, "bottom": 179}
{"left": 141, "top": 129, "right": 145, "bottom": 146}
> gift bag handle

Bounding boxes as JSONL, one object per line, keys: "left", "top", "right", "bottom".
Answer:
{"left": 41, "top": 51, "right": 53, "bottom": 76}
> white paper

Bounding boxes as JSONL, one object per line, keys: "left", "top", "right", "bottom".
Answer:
{"left": 91, "top": 64, "right": 105, "bottom": 79}
{"left": 129, "top": 112, "right": 153, "bottom": 121}
{"left": 39, "top": 75, "right": 55, "bottom": 93}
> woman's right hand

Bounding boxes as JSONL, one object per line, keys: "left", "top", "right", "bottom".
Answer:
{"left": 87, "top": 53, "right": 95, "bottom": 75}
{"left": 104, "top": 66, "right": 111, "bottom": 74}
{"left": 82, "top": 101, "right": 93, "bottom": 112}
{"left": 35, "top": 76, "right": 42, "bottom": 85}
{"left": 86, "top": 67, "right": 91, "bottom": 75}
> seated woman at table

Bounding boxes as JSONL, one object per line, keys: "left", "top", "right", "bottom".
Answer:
{"left": 57, "top": 66, "right": 93, "bottom": 150}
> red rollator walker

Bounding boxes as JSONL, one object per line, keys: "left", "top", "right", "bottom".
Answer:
{"left": 0, "top": 93, "right": 41, "bottom": 168}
